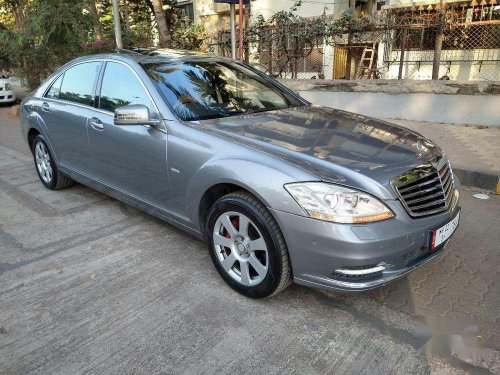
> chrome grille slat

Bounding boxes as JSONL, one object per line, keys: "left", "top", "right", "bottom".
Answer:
{"left": 441, "top": 171, "right": 451, "bottom": 188}
{"left": 399, "top": 184, "right": 442, "bottom": 199}
{"left": 393, "top": 159, "right": 455, "bottom": 217}
{"left": 439, "top": 168, "right": 450, "bottom": 179}
{"left": 409, "top": 199, "right": 446, "bottom": 211}
{"left": 405, "top": 191, "right": 444, "bottom": 205}
{"left": 444, "top": 179, "right": 454, "bottom": 205}
{"left": 397, "top": 176, "right": 441, "bottom": 193}
{"left": 443, "top": 176, "right": 452, "bottom": 195}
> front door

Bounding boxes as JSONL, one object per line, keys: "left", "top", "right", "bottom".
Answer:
{"left": 87, "top": 61, "right": 169, "bottom": 210}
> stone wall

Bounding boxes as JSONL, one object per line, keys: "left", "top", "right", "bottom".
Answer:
{"left": 279, "top": 79, "right": 500, "bottom": 95}
{"left": 278, "top": 79, "right": 500, "bottom": 126}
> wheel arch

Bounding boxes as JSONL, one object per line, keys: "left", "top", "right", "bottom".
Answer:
{"left": 24, "top": 120, "right": 58, "bottom": 163}
{"left": 198, "top": 182, "right": 261, "bottom": 239}
{"left": 27, "top": 128, "right": 41, "bottom": 151}
{"left": 186, "top": 158, "right": 309, "bottom": 236}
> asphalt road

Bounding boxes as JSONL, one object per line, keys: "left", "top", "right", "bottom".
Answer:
{"left": 1, "top": 107, "right": 499, "bottom": 374}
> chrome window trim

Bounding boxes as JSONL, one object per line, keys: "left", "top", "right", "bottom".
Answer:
{"left": 39, "top": 96, "right": 115, "bottom": 116}
{"left": 42, "top": 59, "right": 102, "bottom": 105}
{"left": 97, "top": 59, "right": 161, "bottom": 117}
{"left": 40, "top": 58, "right": 161, "bottom": 118}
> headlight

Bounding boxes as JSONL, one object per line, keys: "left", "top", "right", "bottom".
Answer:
{"left": 4, "top": 83, "right": 11, "bottom": 90}
{"left": 284, "top": 182, "right": 394, "bottom": 223}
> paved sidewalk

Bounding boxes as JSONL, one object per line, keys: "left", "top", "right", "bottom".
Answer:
{"left": 1, "top": 106, "right": 500, "bottom": 374}
{"left": 388, "top": 119, "right": 500, "bottom": 192}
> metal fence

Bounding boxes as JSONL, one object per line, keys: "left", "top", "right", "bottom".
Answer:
{"left": 208, "top": 5, "right": 500, "bottom": 81}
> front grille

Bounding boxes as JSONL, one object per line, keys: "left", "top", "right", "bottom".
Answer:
{"left": 393, "top": 159, "right": 454, "bottom": 217}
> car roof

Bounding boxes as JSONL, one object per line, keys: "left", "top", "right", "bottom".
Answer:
{"left": 78, "top": 48, "right": 228, "bottom": 66}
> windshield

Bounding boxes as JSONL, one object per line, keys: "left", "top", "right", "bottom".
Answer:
{"left": 143, "top": 60, "right": 303, "bottom": 121}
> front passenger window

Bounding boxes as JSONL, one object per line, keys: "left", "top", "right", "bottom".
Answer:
{"left": 99, "top": 62, "right": 154, "bottom": 113}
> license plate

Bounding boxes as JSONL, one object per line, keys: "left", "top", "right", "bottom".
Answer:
{"left": 431, "top": 212, "right": 460, "bottom": 249}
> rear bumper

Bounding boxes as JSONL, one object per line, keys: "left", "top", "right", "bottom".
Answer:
{"left": 270, "top": 189, "right": 460, "bottom": 292}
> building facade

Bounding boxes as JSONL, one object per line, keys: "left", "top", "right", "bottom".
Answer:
{"left": 178, "top": 0, "right": 499, "bottom": 80}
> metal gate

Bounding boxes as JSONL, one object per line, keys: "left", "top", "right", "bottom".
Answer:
{"left": 333, "top": 46, "right": 347, "bottom": 79}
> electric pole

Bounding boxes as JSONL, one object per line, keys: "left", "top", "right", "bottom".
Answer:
{"left": 112, "top": 0, "right": 123, "bottom": 49}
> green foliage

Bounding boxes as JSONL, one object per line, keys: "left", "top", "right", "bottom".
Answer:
{"left": 0, "top": 0, "right": 207, "bottom": 88}
{"left": 170, "top": 17, "right": 207, "bottom": 51}
{"left": 0, "top": 0, "right": 109, "bottom": 87}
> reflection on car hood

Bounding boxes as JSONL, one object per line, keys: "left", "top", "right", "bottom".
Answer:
{"left": 198, "top": 105, "right": 442, "bottom": 189}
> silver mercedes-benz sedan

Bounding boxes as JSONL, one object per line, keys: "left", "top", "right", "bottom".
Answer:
{"left": 20, "top": 50, "right": 460, "bottom": 298}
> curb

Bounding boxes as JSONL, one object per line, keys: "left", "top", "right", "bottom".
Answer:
{"left": 454, "top": 168, "right": 500, "bottom": 193}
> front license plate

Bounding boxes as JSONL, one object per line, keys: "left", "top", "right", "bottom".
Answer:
{"left": 431, "top": 212, "right": 460, "bottom": 249}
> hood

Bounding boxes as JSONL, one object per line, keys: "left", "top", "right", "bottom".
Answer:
{"left": 197, "top": 105, "right": 442, "bottom": 195}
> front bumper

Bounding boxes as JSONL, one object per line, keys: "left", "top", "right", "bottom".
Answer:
{"left": 0, "top": 90, "right": 16, "bottom": 103}
{"left": 270, "top": 189, "right": 460, "bottom": 292}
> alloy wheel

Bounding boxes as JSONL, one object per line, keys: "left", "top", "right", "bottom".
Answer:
{"left": 35, "top": 142, "right": 53, "bottom": 184}
{"left": 213, "top": 211, "right": 269, "bottom": 286}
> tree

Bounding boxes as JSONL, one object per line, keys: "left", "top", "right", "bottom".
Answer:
{"left": 151, "top": 0, "right": 170, "bottom": 47}
{"left": 0, "top": 0, "right": 207, "bottom": 87}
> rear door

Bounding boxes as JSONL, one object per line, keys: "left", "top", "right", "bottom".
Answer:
{"left": 38, "top": 61, "right": 102, "bottom": 173}
{"left": 87, "top": 61, "right": 169, "bottom": 210}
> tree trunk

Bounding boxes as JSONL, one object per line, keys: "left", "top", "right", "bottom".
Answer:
{"left": 89, "top": 0, "right": 103, "bottom": 40}
{"left": 122, "top": 0, "right": 130, "bottom": 31}
{"left": 432, "top": 0, "right": 445, "bottom": 80}
{"left": 12, "top": 1, "right": 28, "bottom": 32}
{"left": 151, "top": 0, "right": 170, "bottom": 47}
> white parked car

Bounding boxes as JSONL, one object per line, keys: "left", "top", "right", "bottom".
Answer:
{"left": 0, "top": 76, "right": 16, "bottom": 104}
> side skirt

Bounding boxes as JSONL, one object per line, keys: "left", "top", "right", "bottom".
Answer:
{"left": 58, "top": 164, "right": 204, "bottom": 241}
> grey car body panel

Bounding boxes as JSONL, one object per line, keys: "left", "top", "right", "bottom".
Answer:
{"left": 21, "top": 52, "right": 460, "bottom": 292}
{"left": 165, "top": 120, "right": 316, "bottom": 228}
{"left": 38, "top": 99, "right": 98, "bottom": 173}
{"left": 197, "top": 105, "right": 442, "bottom": 200}
{"left": 86, "top": 110, "right": 170, "bottom": 211}
{"left": 271, "top": 191, "right": 460, "bottom": 292}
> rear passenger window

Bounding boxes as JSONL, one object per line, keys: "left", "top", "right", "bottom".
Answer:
{"left": 99, "top": 62, "right": 154, "bottom": 113}
{"left": 45, "top": 74, "right": 63, "bottom": 99}
{"left": 59, "top": 62, "right": 101, "bottom": 106}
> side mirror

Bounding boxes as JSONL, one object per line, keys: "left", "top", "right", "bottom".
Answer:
{"left": 114, "top": 104, "right": 160, "bottom": 126}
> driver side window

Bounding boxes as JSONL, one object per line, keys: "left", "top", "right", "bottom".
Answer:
{"left": 99, "top": 62, "right": 154, "bottom": 113}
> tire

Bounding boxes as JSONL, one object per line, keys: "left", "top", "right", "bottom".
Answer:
{"left": 206, "top": 191, "right": 292, "bottom": 298}
{"left": 32, "top": 135, "right": 74, "bottom": 190}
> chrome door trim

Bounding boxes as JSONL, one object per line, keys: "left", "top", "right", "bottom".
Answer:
{"left": 39, "top": 58, "right": 166, "bottom": 131}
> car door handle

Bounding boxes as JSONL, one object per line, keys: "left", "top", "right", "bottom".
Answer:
{"left": 41, "top": 102, "right": 50, "bottom": 112}
{"left": 89, "top": 117, "right": 104, "bottom": 130}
